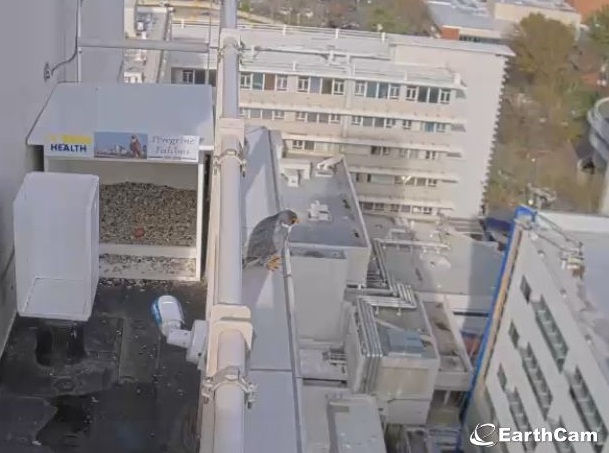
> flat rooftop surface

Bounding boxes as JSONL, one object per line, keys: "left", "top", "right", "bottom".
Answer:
{"left": 0, "top": 280, "right": 206, "bottom": 453}
{"left": 28, "top": 83, "right": 214, "bottom": 151}
{"left": 240, "top": 126, "right": 300, "bottom": 452}
{"left": 170, "top": 23, "right": 512, "bottom": 81}
{"left": 426, "top": 0, "right": 498, "bottom": 31}
{"left": 279, "top": 160, "right": 368, "bottom": 248}
{"left": 377, "top": 220, "right": 502, "bottom": 297}
{"left": 534, "top": 211, "right": 609, "bottom": 383}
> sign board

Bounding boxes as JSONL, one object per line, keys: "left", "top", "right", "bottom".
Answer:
{"left": 147, "top": 135, "right": 200, "bottom": 163}
{"left": 45, "top": 132, "right": 201, "bottom": 163}
{"left": 94, "top": 132, "right": 148, "bottom": 159}
{"left": 45, "top": 135, "right": 93, "bottom": 158}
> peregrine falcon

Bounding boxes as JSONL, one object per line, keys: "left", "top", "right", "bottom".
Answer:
{"left": 243, "top": 209, "right": 299, "bottom": 271}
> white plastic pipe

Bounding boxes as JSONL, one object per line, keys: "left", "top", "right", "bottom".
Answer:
{"left": 211, "top": 0, "right": 247, "bottom": 451}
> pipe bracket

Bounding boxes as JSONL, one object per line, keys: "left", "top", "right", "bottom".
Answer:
{"left": 212, "top": 149, "right": 246, "bottom": 176}
{"left": 201, "top": 365, "right": 257, "bottom": 409}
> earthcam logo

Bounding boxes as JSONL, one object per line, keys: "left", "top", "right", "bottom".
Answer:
{"left": 470, "top": 423, "right": 498, "bottom": 447}
{"left": 469, "top": 423, "right": 599, "bottom": 447}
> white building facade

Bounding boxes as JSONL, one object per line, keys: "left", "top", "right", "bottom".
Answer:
{"left": 169, "top": 24, "right": 513, "bottom": 220}
{"left": 466, "top": 208, "right": 609, "bottom": 453}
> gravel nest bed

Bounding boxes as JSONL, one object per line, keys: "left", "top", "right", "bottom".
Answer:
{"left": 100, "top": 254, "right": 197, "bottom": 277}
{"left": 100, "top": 183, "right": 197, "bottom": 246}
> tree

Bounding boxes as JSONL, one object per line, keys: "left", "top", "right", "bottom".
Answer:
{"left": 588, "top": 5, "right": 609, "bottom": 51}
{"left": 510, "top": 14, "right": 575, "bottom": 88}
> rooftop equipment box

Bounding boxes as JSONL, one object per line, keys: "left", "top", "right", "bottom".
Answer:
{"left": 13, "top": 172, "right": 100, "bottom": 322}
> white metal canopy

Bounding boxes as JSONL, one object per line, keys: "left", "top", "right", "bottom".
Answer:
{"left": 28, "top": 82, "right": 215, "bottom": 154}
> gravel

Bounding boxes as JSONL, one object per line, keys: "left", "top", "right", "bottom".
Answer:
{"left": 100, "top": 183, "right": 197, "bottom": 247}
{"left": 100, "top": 254, "right": 197, "bottom": 281}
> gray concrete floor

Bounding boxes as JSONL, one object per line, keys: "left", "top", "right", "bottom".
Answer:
{"left": 0, "top": 279, "right": 206, "bottom": 453}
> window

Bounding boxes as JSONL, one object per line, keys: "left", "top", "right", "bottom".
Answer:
{"left": 427, "top": 179, "right": 438, "bottom": 187}
{"left": 497, "top": 365, "right": 507, "bottom": 390}
{"left": 351, "top": 116, "right": 363, "bottom": 126}
{"left": 424, "top": 122, "right": 435, "bottom": 133}
{"left": 293, "top": 140, "right": 304, "bottom": 149}
{"left": 436, "top": 123, "right": 448, "bottom": 133}
{"left": 439, "top": 89, "right": 451, "bottom": 104}
{"left": 318, "top": 113, "right": 329, "bottom": 123}
{"left": 509, "top": 322, "right": 519, "bottom": 347}
{"left": 361, "top": 202, "right": 373, "bottom": 210}
{"left": 568, "top": 368, "right": 606, "bottom": 452}
{"left": 304, "top": 141, "right": 315, "bottom": 150}
{"left": 276, "top": 75, "right": 288, "bottom": 91}
{"left": 428, "top": 87, "right": 439, "bottom": 104}
{"left": 383, "top": 118, "right": 396, "bottom": 128}
{"left": 252, "top": 73, "right": 264, "bottom": 90}
{"left": 263, "top": 73, "right": 276, "bottom": 90}
{"left": 272, "top": 110, "right": 285, "bottom": 120}
{"left": 405, "top": 85, "right": 418, "bottom": 101}
{"left": 296, "top": 112, "right": 308, "bottom": 122}
{"left": 520, "top": 276, "right": 531, "bottom": 302}
{"left": 370, "top": 147, "right": 391, "bottom": 157}
{"left": 403, "top": 120, "right": 412, "bottom": 130}
{"left": 366, "top": 82, "right": 378, "bottom": 98}
{"left": 240, "top": 72, "right": 253, "bottom": 89}
{"left": 354, "top": 81, "right": 366, "bottom": 96}
{"left": 549, "top": 418, "right": 574, "bottom": 453}
{"left": 389, "top": 84, "right": 400, "bottom": 99}
{"left": 507, "top": 389, "right": 536, "bottom": 452}
{"left": 182, "top": 69, "right": 194, "bottom": 84}
{"left": 297, "top": 76, "right": 310, "bottom": 92}
{"left": 425, "top": 151, "right": 439, "bottom": 160}
{"left": 417, "top": 86, "right": 429, "bottom": 103}
{"left": 312, "top": 77, "right": 323, "bottom": 93}
{"left": 400, "top": 205, "right": 411, "bottom": 213}
{"left": 377, "top": 83, "right": 389, "bottom": 99}
{"left": 329, "top": 114, "right": 341, "bottom": 124}
{"left": 332, "top": 79, "right": 345, "bottom": 95}
{"left": 321, "top": 78, "right": 333, "bottom": 95}
{"left": 520, "top": 344, "right": 552, "bottom": 417}
{"left": 239, "top": 108, "right": 247, "bottom": 118}
{"left": 532, "top": 297, "right": 568, "bottom": 370}
{"left": 363, "top": 117, "right": 374, "bottom": 127}
{"left": 249, "top": 109, "right": 262, "bottom": 119}
{"left": 262, "top": 109, "right": 273, "bottom": 119}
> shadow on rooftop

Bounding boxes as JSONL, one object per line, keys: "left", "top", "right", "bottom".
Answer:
{"left": 0, "top": 279, "right": 206, "bottom": 453}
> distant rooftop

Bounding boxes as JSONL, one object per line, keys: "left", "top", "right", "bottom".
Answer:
{"left": 279, "top": 157, "right": 369, "bottom": 249}
{"left": 169, "top": 22, "right": 512, "bottom": 84}
{"left": 124, "top": 10, "right": 169, "bottom": 82}
{"left": 426, "top": 0, "right": 577, "bottom": 35}
{"left": 530, "top": 211, "right": 609, "bottom": 385}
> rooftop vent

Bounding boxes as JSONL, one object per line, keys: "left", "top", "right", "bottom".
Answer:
{"left": 308, "top": 200, "right": 331, "bottom": 222}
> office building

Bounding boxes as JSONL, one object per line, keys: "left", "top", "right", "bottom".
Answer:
{"left": 465, "top": 208, "right": 609, "bottom": 453}
{"left": 169, "top": 23, "right": 513, "bottom": 220}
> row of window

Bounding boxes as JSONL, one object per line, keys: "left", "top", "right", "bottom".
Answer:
{"left": 371, "top": 146, "right": 440, "bottom": 160}
{"left": 499, "top": 278, "right": 606, "bottom": 451}
{"left": 239, "top": 72, "right": 454, "bottom": 104}
{"left": 359, "top": 202, "right": 436, "bottom": 216}
{"left": 239, "top": 108, "right": 452, "bottom": 133}
{"left": 520, "top": 276, "right": 569, "bottom": 370}
{"left": 290, "top": 141, "right": 445, "bottom": 161}
{"left": 351, "top": 172, "right": 439, "bottom": 187}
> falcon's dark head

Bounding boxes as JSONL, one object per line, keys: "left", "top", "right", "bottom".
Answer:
{"left": 278, "top": 209, "right": 299, "bottom": 227}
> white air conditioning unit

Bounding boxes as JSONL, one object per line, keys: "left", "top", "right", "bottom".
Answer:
{"left": 282, "top": 169, "right": 300, "bottom": 188}
{"left": 308, "top": 200, "right": 331, "bottom": 222}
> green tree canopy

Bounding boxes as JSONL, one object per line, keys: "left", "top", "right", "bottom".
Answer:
{"left": 510, "top": 14, "right": 575, "bottom": 88}
{"left": 587, "top": 5, "right": 609, "bottom": 50}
